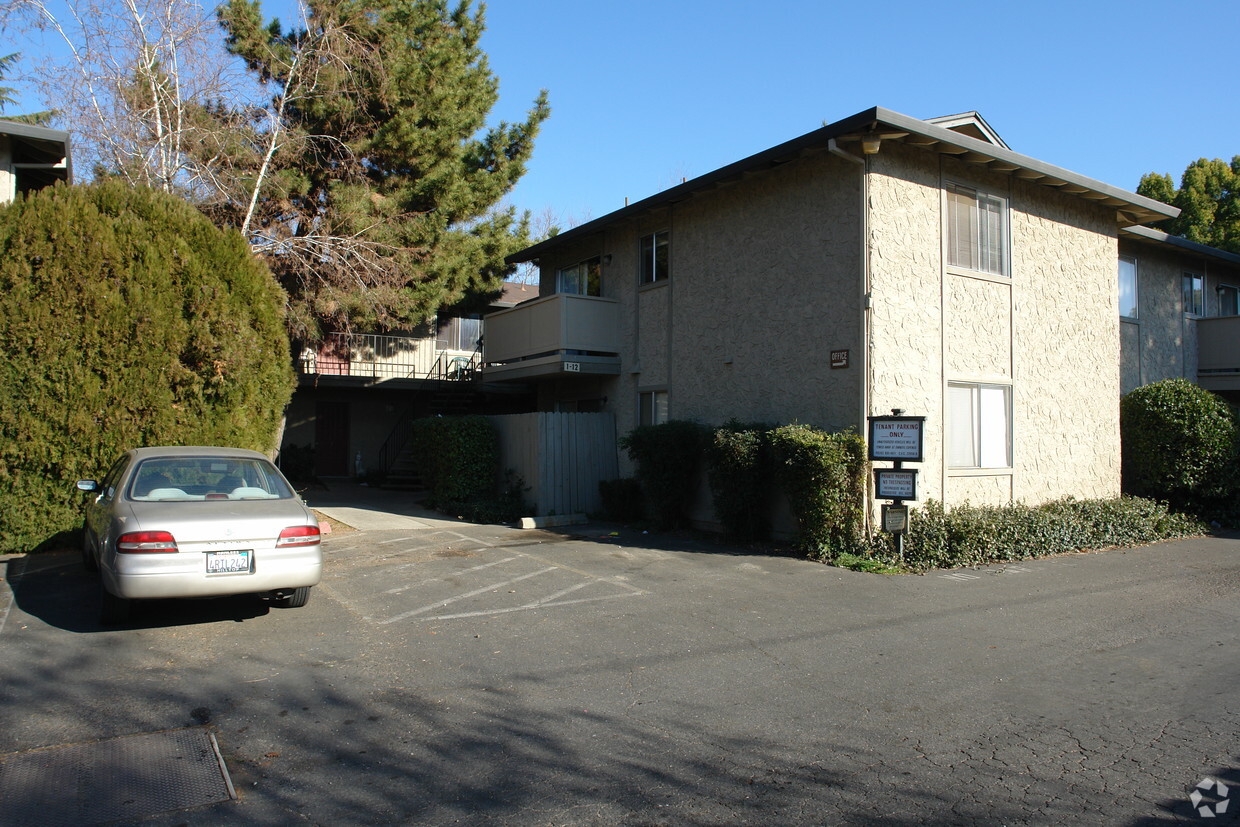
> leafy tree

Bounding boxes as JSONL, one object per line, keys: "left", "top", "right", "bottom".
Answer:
{"left": 1138, "top": 157, "right": 1239, "bottom": 253}
{"left": 0, "top": 180, "right": 294, "bottom": 553}
{"left": 215, "top": 0, "right": 550, "bottom": 338}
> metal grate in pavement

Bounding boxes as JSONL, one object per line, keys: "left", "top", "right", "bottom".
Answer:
{"left": 0, "top": 727, "right": 235, "bottom": 826}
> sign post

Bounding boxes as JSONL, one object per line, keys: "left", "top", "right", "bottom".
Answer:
{"left": 867, "top": 409, "right": 925, "bottom": 561}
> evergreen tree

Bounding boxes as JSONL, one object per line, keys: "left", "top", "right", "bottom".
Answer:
{"left": 1138, "top": 157, "right": 1239, "bottom": 254}
{"left": 216, "top": 0, "right": 550, "bottom": 338}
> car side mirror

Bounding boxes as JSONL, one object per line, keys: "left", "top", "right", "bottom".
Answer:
{"left": 76, "top": 480, "right": 98, "bottom": 492}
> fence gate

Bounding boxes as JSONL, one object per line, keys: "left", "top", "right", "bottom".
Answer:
{"left": 489, "top": 412, "right": 618, "bottom": 517}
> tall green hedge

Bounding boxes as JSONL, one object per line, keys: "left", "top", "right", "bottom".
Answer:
{"left": 620, "top": 420, "right": 708, "bottom": 530}
{"left": 409, "top": 415, "right": 498, "bottom": 506}
{"left": 1120, "top": 378, "right": 1237, "bottom": 513}
{"left": 704, "top": 421, "right": 772, "bottom": 541}
{"left": 768, "top": 424, "right": 868, "bottom": 558}
{"left": 0, "top": 181, "right": 294, "bottom": 553}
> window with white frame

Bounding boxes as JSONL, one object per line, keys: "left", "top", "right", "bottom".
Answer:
{"left": 948, "top": 383, "right": 1011, "bottom": 469}
{"left": 640, "top": 231, "right": 669, "bottom": 284}
{"left": 1118, "top": 256, "right": 1138, "bottom": 319}
{"left": 946, "top": 183, "right": 1008, "bottom": 276}
{"left": 557, "top": 257, "right": 602, "bottom": 296}
{"left": 1217, "top": 284, "right": 1238, "bottom": 317}
{"left": 1183, "top": 272, "right": 1204, "bottom": 316}
{"left": 638, "top": 390, "right": 668, "bottom": 427}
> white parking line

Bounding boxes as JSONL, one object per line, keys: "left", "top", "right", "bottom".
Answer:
{"left": 378, "top": 566, "right": 558, "bottom": 624}
{"left": 940, "top": 572, "right": 981, "bottom": 581}
{"left": 427, "top": 591, "right": 642, "bottom": 622}
{"left": 383, "top": 556, "right": 518, "bottom": 595}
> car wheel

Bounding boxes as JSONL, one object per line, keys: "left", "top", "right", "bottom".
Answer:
{"left": 274, "top": 586, "right": 311, "bottom": 609}
{"left": 80, "top": 524, "right": 99, "bottom": 573}
{"left": 99, "top": 583, "right": 131, "bottom": 625}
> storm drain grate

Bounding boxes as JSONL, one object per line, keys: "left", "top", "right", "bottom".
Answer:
{"left": 0, "top": 726, "right": 235, "bottom": 826}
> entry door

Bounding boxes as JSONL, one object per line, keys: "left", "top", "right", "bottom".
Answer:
{"left": 315, "top": 400, "right": 350, "bottom": 476}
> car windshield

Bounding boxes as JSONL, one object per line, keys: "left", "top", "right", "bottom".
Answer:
{"left": 126, "top": 456, "right": 296, "bottom": 502}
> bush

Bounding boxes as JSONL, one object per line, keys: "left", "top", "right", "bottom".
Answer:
{"left": 409, "top": 415, "right": 499, "bottom": 507}
{"left": 598, "top": 478, "right": 644, "bottom": 523}
{"left": 1121, "top": 379, "right": 1237, "bottom": 513}
{"left": 443, "top": 470, "right": 530, "bottom": 525}
{"left": 704, "top": 422, "right": 772, "bottom": 541}
{"left": 767, "top": 424, "right": 867, "bottom": 558}
{"left": 620, "top": 420, "right": 708, "bottom": 530}
{"left": 0, "top": 181, "right": 294, "bottom": 553}
{"left": 868, "top": 497, "right": 1204, "bottom": 572}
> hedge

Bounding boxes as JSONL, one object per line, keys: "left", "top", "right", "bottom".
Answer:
{"left": 767, "top": 424, "right": 868, "bottom": 558}
{"left": 620, "top": 420, "right": 708, "bottom": 529}
{"left": 0, "top": 181, "right": 293, "bottom": 553}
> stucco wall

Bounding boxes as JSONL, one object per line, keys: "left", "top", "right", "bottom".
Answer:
{"left": 868, "top": 146, "right": 1122, "bottom": 507}
{"left": 1116, "top": 238, "right": 1240, "bottom": 392}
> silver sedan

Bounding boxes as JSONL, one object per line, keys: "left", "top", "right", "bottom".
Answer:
{"left": 78, "top": 446, "right": 323, "bottom": 624}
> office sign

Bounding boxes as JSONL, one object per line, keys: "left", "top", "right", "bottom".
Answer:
{"left": 867, "top": 416, "right": 925, "bottom": 462}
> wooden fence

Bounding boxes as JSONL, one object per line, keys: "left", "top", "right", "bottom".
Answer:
{"left": 490, "top": 412, "right": 618, "bottom": 517}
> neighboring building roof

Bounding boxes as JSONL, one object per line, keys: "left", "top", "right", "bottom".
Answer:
{"left": 0, "top": 119, "right": 73, "bottom": 190}
{"left": 510, "top": 105, "right": 1177, "bottom": 264}
{"left": 1120, "top": 225, "right": 1240, "bottom": 266}
{"left": 496, "top": 281, "right": 539, "bottom": 307}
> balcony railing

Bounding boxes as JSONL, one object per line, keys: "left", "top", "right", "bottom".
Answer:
{"left": 1197, "top": 316, "right": 1240, "bottom": 388}
{"left": 482, "top": 293, "right": 621, "bottom": 380}
{"left": 299, "top": 332, "right": 478, "bottom": 381}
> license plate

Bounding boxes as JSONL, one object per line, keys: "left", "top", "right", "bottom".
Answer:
{"left": 205, "top": 550, "right": 252, "bottom": 574}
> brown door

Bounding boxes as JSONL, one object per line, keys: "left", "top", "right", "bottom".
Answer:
{"left": 315, "top": 400, "right": 350, "bottom": 476}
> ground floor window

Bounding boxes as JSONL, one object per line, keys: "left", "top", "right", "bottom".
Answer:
{"left": 639, "top": 390, "right": 668, "bottom": 427}
{"left": 948, "top": 382, "right": 1011, "bottom": 469}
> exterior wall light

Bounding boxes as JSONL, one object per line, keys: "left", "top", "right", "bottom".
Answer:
{"left": 861, "top": 132, "right": 882, "bottom": 154}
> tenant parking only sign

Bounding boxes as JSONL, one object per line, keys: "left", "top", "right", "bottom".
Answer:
{"left": 867, "top": 415, "right": 925, "bottom": 462}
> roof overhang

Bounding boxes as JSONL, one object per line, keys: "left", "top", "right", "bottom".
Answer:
{"left": 510, "top": 106, "right": 1177, "bottom": 264}
{"left": 0, "top": 119, "right": 73, "bottom": 186}
{"left": 1120, "top": 225, "right": 1240, "bottom": 266}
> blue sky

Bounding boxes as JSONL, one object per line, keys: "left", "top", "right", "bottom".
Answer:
{"left": 6, "top": 0, "right": 1237, "bottom": 227}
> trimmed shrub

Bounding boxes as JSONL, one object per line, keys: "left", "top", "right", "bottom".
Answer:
{"left": 0, "top": 181, "right": 293, "bottom": 553}
{"left": 870, "top": 497, "right": 1204, "bottom": 572}
{"left": 409, "top": 415, "right": 499, "bottom": 507}
{"left": 767, "top": 424, "right": 867, "bottom": 558}
{"left": 1121, "top": 378, "right": 1237, "bottom": 512}
{"left": 620, "top": 420, "right": 708, "bottom": 529}
{"left": 598, "top": 478, "right": 644, "bottom": 523}
{"left": 704, "top": 421, "right": 772, "bottom": 541}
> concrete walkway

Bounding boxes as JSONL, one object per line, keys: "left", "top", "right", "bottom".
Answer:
{"left": 301, "top": 480, "right": 467, "bottom": 532}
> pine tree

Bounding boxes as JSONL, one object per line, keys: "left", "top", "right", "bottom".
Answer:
{"left": 216, "top": 0, "right": 550, "bottom": 339}
{"left": 1138, "top": 157, "right": 1239, "bottom": 254}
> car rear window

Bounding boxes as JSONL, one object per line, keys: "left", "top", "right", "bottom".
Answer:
{"left": 127, "top": 457, "right": 296, "bottom": 501}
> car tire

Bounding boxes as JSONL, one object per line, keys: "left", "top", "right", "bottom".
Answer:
{"left": 80, "top": 525, "right": 99, "bottom": 574}
{"left": 99, "top": 584, "right": 131, "bottom": 625}
{"left": 274, "top": 586, "right": 311, "bottom": 609}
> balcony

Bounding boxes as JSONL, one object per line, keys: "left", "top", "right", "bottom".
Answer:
{"left": 299, "top": 332, "right": 478, "bottom": 384}
{"left": 483, "top": 294, "right": 621, "bottom": 381}
{"left": 1197, "top": 316, "right": 1240, "bottom": 393}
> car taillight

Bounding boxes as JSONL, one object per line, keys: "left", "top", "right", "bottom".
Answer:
{"left": 117, "top": 531, "right": 179, "bottom": 553}
{"left": 277, "top": 525, "right": 321, "bottom": 548}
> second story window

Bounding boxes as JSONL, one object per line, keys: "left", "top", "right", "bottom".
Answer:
{"left": 640, "top": 231, "right": 670, "bottom": 284}
{"left": 436, "top": 313, "right": 482, "bottom": 351}
{"left": 1217, "top": 285, "right": 1238, "bottom": 317}
{"left": 947, "top": 183, "right": 1008, "bottom": 277}
{"left": 1183, "top": 273, "right": 1204, "bottom": 316}
{"left": 1118, "top": 256, "right": 1138, "bottom": 319}
{"left": 557, "top": 257, "right": 602, "bottom": 296}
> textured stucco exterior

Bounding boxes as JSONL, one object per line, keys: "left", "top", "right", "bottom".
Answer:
{"left": 535, "top": 151, "right": 864, "bottom": 440}
{"left": 503, "top": 109, "right": 1224, "bottom": 530}
{"left": 1117, "top": 237, "right": 1240, "bottom": 395}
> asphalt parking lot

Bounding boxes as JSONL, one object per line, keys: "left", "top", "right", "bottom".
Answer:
{"left": 1, "top": 502, "right": 1238, "bottom": 825}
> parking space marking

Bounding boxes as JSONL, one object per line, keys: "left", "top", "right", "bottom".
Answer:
{"left": 940, "top": 572, "right": 981, "bottom": 581}
{"left": 383, "top": 556, "right": 518, "bottom": 595}
{"left": 378, "top": 566, "right": 558, "bottom": 625}
{"left": 430, "top": 590, "right": 642, "bottom": 622}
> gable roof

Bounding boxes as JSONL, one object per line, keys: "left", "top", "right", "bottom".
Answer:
{"left": 510, "top": 106, "right": 1177, "bottom": 264}
{"left": 925, "top": 111, "right": 1009, "bottom": 149}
